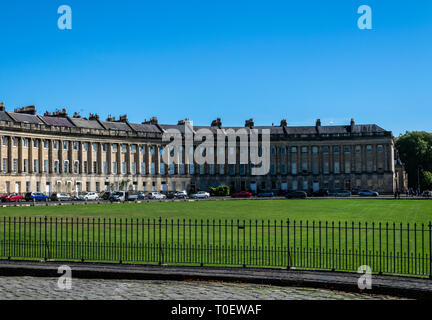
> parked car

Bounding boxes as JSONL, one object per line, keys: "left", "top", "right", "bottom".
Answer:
{"left": 328, "top": 190, "right": 351, "bottom": 197}
{"left": 257, "top": 192, "right": 275, "bottom": 197}
{"left": 99, "top": 191, "right": 112, "bottom": 200}
{"left": 50, "top": 193, "right": 72, "bottom": 201}
{"left": 311, "top": 189, "right": 329, "bottom": 197}
{"left": 137, "top": 192, "right": 147, "bottom": 200}
{"left": 109, "top": 191, "right": 125, "bottom": 202}
{"left": 2, "top": 193, "right": 23, "bottom": 202}
{"left": 358, "top": 189, "right": 379, "bottom": 197}
{"left": 190, "top": 191, "right": 210, "bottom": 199}
{"left": 125, "top": 191, "right": 139, "bottom": 201}
{"left": 285, "top": 191, "right": 307, "bottom": 199}
{"left": 232, "top": 191, "right": 253, "bottom": 198}
{"left": 79, "top": 192, "right": 99, "bottom": 201}
{"left": 174, "top": 190, "right": 188, "bottom": 199}
{"left": 25, "top": 192, "right": 49, "bottom": 202}
{"left": 147, "top": 192, "right": 167, "bottom": 200}
{"left": 164, "top": 191, "right": 176, "bottom": 199}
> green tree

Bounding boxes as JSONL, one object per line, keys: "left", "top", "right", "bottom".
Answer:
{"left": 422, "top": 171, "right": 432, "bottom": 190}
{"left": 395, "top": 131, "right": 432, "bottom": 189}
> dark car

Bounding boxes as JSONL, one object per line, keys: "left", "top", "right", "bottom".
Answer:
{"left": 285, "top": 191, "right": 307, "bottom": 199}
{"left": 125, "top": 191, "right": 139, "bottom": 201}
{"left": 165, "top": 191, "right": 176, "bottom": 199}
{"left": 311, "top": 189, "right": 329, "bottom": 197}
{"left": 257, "top": 192, "right": 275, "bottom": 197}
{"left": 232, "top": 191, "right": 253, "bottom": 198}
{"left": 25, "top": 192, "right": 49, "bottom": 202}
{"left": 137, "top": 192, "right": 147, "bottom": 200}
{"left": 99, "top": 191, "right": 112, "bottom": 200}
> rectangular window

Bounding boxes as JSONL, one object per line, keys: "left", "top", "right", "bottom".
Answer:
{"left": 83, "top": 143, "right": 88, "bottom": 152}
{"left": 44, "top": 160, "right": 48, "bottom": 173}
{"left": 344, "top": 146, "right": 350, "bottom": 154}
{"left": 281, "top": 147, "right": 286, "bottom": 155}
{"left": 281, "top": 163, "right": 287, "bottom": 174}
{"left": 83, "top": 161, "right": 88, "bottom": 173}
{"left": 63, "top": 141, "right": 69, "bottom": 150}
{"left": 102, "top": 144, "right": 107, "bottom": 152}
{"left": 33, "top": 160, "right": 39, "bottom": 173}
{"left": 93, "top": 161, "right": 97, "bottom": 173}
{"left": 209, "top": 164, "right": 215, "bottom": 175}
{"left": 131, "top": 162, "right": 136, "bottom": 174}
{"left": 44, "top": 140, "right": 48, "bottom": 149}
{"left": 334, "top": 146, "right": 339, "bottom": 154}
{"left": 141, "top": 163, "right": 146, "bottom": 175}
{"left": 169, "top": 164, "right": 175, "bottom": 175}
{"left": 103, "top": 162, "right": 108, "bottom": 174}
{"left": 140, "top": 145, "right": 145, "bottom": 155}
{"left": 23, "top": 138, "right": 28, "bottom": 148}
{"left": 151, "top": 163, "right": 155, "bottom": 175}
{"left": 323, "top": 146, "right": 329, "bottom": 154}
{"left": 112, "top": 162, "right": 117, "bottom": 174}
{"left": 301, "top": 147, "right": 307, "bottom": 153}
{"left": 112, "top": 144, "right": 118, "bottom": 152}
{"left": 73, "top": 141, "right": 79, "bottom": 150}
{"left": 291, "top": 162, "right": 297, "bottom": 175}
{"left": 302, "top": 161, "right": 307, "bottom": 172}
{"left": 345, "top": 161, "right": 351, "bottom": 173}
{"left": 324, "top": 161, "right": 329, "bottom": 174}
{"left": 92, "top": 143, "right": 98, "bottom": 152}
{"left": 74, "top": 161, "right": 79, "bottom": 174}
{"left": 13, "top": 159, "right": 17, "bottom": 172}
{"left": 2, "top": 137, "right": 7, "bottom": 146}
{"left": 189, "top": 164, "right": 195, "bottom": 175}
{"left": 180, "top": 164, "right": 185, "bottom": 175}
{"left": 229, "top": 164, "right": 235, "bottom": 175}
{"left": 23, "top": 159, "right": 28, "bottom": 172}
{"left": 64, "top": 160, "right": 69, "bottom": 173}
{"left": 377, "top": 145, "right": 383, "bottom": 152}
{"left": 312, "top": 146, "right": 318, "bottom": 154}
{"left": 200, "top": 164, "right": 205, "bottom": 175}
{"left": 292, "top": 180, "right": 298, "bottom": 190}
{"left": 33, "top": 139, "right": 39, "bottom": 148}
{"left": 270, "top": 164, "right": 276, "bottom": 175}
{"left": 122, "top": 162, "right": 126, "bottom": 174}
{"left": 312, "top": 162, "right": 318, "bottom": 175}
{"left": 160, "top": 163, "right": 165, "bottom": 175}
{"left": 13, "top": 138, "right": 17, "bottom": 147}
{"left": 131, "top": 145, "right": 136, "bottom": 153}
{"left": 291, "top": 147, "right": 297, "bottom": 153}
{"left": 2, "top": 158, "right": 6, "bottom": 173}
{"left": 334, "top": 161, "right": 340, "bottom": 174}
{"left": 121, "top": 144, "right": 127, "bottom": 153}
{"left": 240, "top": 164, "right": 246, "bottom": 175}
{"left": 303, "top": 181, "right": 308, "bottom": 191}
{"left": 219, "top": 164, "right": 224, "bottom": 175}
{"left": 53, "top": 140, "right": 59, "bottom": 149}
{"left": 356, "top": 145, "right": 361, "bottom": 153}
{"left": 366, "top": 145, "right": 372, "bottom": 153}
{"left": 54, "top": 160, "right": 59, "bottom": 173}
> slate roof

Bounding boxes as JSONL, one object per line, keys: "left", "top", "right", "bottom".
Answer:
{"left": 40, "top": 116, "right": 75, "bottom": 127}
{"left": 7, "top": 112, "right": 45, "bottom": 125}
{"left": 68, "top": 117, "right": 104, "bottom": 130}
{"left": 0, "top": 111, "right": 13, "bottom": 122}
{"left": 100, "top": 121, "right": 133, "bottom": 131}
{"left": 129, "top": 123, "right": 162, "bottom": 133}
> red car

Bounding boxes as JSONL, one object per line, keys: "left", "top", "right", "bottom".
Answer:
{"left": 232, "top": 191, "right": 253, "bottom": 198}
{"left": 2, "top": 193, "right": 23, "bottom": 202}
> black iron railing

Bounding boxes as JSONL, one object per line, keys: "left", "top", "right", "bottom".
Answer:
{"left": 0, "top": 217, "right": 430, "bottom": 277}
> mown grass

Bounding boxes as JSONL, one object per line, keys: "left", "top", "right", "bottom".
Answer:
{"left": 0, "top": 199, "right": 430, "bottom": 224}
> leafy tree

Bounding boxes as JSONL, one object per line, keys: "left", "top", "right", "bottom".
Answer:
{"left": 395, "top": 131, "right": 432, "bottom": 189}
{"left": 422, "top": 171, "right": 432, "bottom": 190}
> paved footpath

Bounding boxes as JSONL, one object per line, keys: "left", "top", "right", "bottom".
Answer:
{"left": 0, "top": 260, "right": 430, "bottom": 299}
{"left": 0, "top": 276, "right": 399, "bottom": 300}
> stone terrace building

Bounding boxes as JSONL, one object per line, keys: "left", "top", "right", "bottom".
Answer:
{"left": 0, "top": 102, "right": 405, "bottom": 195}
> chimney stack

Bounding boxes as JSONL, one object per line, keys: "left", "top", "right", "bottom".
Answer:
{"left": 245, "top": 118, "right": 254, "bottom": 128}
{"left": 106, "top": 115, "right": 116, "bottom": 122}
{"left": 316, "top": 119, "right": 321, "bottom": 128}
{"left": 0, "top": 102, "right": 4, "bottom": 112}
{"left": 350, "top": 118, "right": 355, "bottom": 132}
{"left": 280, "top": 119, "right": 287, "bottom": 127}
{"left": 15, "top": 105, "right": 36, "bottom": 115}
{"left": 211, "top": 118, "right": 222, "bottom": 127}
{"left": 119, "top": 115, "right": 128, "bottom": 122}
{"left": 73, "top": 112, "right": 81, "bottom": 118}
{"left": 89, "top": 113, "right": 99, "bottom": 121}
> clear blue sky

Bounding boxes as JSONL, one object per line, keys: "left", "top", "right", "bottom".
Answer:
{"left": 0, "top": 1, "right": 431, "bottom": 136}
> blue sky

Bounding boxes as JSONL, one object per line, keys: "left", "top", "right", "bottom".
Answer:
{"left": 0, "top": 1, "right": 431, "bottom": 136}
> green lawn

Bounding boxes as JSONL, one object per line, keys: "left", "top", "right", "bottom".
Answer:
{"left": 0, "top": 199, "right": 431, "bottom": 276}
{"left": 0, "top": 199, "right": 431, "bottom": 224}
